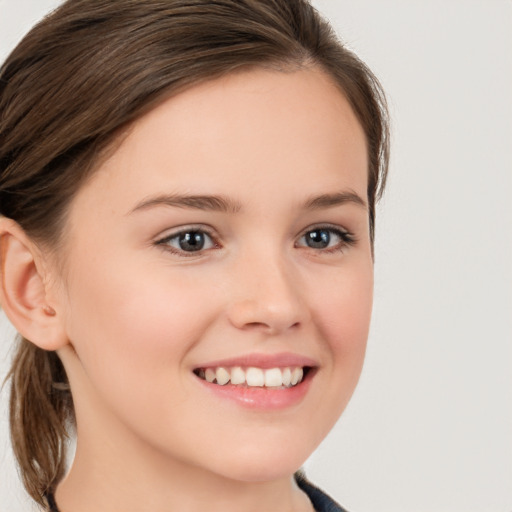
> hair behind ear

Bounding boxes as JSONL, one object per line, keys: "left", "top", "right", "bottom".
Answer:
{"left": 7, "top": 336, "right": 73, "bottom": 506}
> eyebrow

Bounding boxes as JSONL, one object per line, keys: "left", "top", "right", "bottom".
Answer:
{"left": 129, "top": 190, "right": 367, "bottom": 215}
{"left": 129, "top": 194, "right": 242, "bottom": 214}
{"left": 303, "top": 190, "right": 368, "bottom": 211}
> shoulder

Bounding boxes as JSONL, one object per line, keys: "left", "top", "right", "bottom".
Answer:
{"left": 294, "top": 471, "right": 350, "bottom": 512}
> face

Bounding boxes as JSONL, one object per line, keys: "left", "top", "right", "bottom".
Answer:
{"left": 53, "top": 66, "right": 372, "bottom": 482}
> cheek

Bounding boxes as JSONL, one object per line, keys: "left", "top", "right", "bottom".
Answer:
{"left": 293, "top": 262, "right": 373, "bottom": 446}
{"left": 313, "top": 263, "right": 373, "bottom": 366}
{"left": 61, "top": 256, "right": 217, "bottom": 393}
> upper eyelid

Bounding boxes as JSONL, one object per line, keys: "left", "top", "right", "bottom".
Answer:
{"left": 155, "top": 224, "right": 218, "bottom": 242}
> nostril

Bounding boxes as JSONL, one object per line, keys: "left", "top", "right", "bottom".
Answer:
{"left": 244, "top": 321, "right": 270, "bottom": 330}
{"left": 242, "top": 320, "right": 301, "bottom": 334}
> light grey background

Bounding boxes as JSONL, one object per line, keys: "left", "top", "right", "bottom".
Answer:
{"left": 1, "top": 1, "right": 511, "bottom": 511}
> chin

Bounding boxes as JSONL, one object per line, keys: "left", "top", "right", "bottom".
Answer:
{"left": 203, "top": 437, "right": 315, "bottom": 484}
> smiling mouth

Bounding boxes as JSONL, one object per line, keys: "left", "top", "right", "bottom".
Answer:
{"left": 193, "top": 366, "right": 312, "bottom": 388}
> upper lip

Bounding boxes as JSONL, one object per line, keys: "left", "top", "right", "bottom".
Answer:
{"left": 194, "top": 352, "right": 318, "bottom": 370}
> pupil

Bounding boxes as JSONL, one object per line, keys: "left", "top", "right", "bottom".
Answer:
{"left": 179, "top": 231, "right": 204, "bottom": 251}
{"left": 307, "top": 229, "right": 330, "bottom": 248}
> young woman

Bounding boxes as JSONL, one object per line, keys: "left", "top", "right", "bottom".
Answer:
{"left": 0, "top": 1, "right": 389, "bottom": 511}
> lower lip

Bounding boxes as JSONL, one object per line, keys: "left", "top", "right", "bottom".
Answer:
{"left": 194, "top": 370, "right": 315, "bottom": 410}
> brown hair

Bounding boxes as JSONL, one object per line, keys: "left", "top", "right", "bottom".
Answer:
{"left": 0, "top": 0, "right": 389, "bottom": 506}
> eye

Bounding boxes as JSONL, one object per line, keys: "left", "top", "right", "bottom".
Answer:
{"left": 296, "top": 226, "right": 355, "bottom": 252}
{"left": 156, "top": 228, "right": 217, "bottom": 255}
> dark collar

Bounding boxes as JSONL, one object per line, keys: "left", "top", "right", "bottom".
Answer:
{"left": 294, "top": 471, "right": 349, "bottom": 512}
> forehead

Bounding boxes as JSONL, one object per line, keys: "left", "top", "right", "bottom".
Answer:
{"left": 71, "top": 66, "right": 368, "bottom": 218}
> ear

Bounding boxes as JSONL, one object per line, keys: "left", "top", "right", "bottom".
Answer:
{"left": 0, "top": 217, "right": 68, "bottom": 350}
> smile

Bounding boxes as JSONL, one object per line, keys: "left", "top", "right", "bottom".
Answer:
{"left": 194, "top": 366, "right": 309, "bottom": 388}
{"left": 192, "top": 353, "right": 317, "bottom": 409}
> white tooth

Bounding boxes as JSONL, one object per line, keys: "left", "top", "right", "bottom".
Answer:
{"left": 282, "top": 367, "right": 292, "bottom": 387}
{"left": 246, "top": 367, "right": 265, "bottom": 387}
{"left": 231, "top": 366, "right": 246, "bottom": 385}
{"left": 216, "top": 367, "right": 230, "bottom": 385}
{"left": 291, "top": 367, "right": 303, "bottom": 386}
{"left": 205, "top": 368, "right": 216, "bottom": 383}
{"left": 265, "top": 368, "right": 283, "bottom": 387}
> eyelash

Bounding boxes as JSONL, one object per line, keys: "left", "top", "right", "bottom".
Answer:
{"left": 155, "top": 224, "right": 356, "bottom": 258}
{"left": 155, "top": 226, "right": 219, "bottom": 257}
{"left": 295, "top": 225, "right": 357, "bottom": 254}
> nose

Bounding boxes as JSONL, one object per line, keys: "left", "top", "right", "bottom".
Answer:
{"left": 226, "top": 249, "right": 309, "bottom": 335}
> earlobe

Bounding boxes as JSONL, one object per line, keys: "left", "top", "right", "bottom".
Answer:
{"left": 0, "top": 218, "right": 68, "bottom": 351}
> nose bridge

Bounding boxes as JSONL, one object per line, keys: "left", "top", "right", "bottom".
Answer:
{"left": 227, "top": 243, "right": 308, "bottom": 334}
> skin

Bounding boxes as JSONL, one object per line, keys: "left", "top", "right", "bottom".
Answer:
{"left": 3, "top": 66, "right": 373, "bottom": 512}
